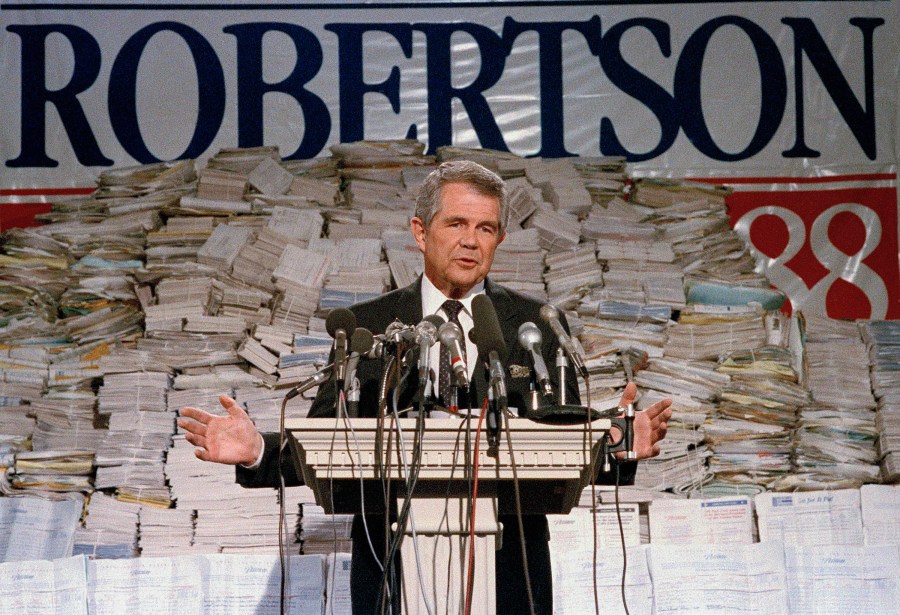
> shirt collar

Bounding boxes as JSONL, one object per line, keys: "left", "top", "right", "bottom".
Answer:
{"left": 420, "top": 274, "right": 485, "bottom": 319}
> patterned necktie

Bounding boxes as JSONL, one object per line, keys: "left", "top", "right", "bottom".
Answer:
{"left": 438, "top": 299, "right": 466, "bottom": 407}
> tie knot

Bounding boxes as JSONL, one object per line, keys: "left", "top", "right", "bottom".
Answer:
{"left": 441, "top": 300, "right": 464, "bottom": 323}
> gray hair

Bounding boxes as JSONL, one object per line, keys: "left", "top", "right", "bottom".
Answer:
{"left": 414, "top": 160, "right": 509, "bottom": 233}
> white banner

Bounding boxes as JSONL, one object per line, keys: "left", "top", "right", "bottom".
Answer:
{"left": 1, "top": 0, "right": 897, "bottom": 189}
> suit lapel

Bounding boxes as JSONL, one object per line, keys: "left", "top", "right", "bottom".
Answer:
{"left": 385, "top": 277, "right": 423, "bottom": 326}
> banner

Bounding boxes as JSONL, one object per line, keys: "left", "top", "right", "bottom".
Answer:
{"left": 1, "top": 0, "right": 898, "bottom": 317}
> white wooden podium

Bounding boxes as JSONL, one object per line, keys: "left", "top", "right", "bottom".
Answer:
{"left": 286, "top": 417, "right": 610, "bottom": 615}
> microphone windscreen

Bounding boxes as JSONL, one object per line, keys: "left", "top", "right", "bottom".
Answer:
{"left": 350, "top": 327, "right": 374, "bottom": 355}
{"left": 472, "top": 295, "right": 508, "bottom": 362}
{"left": 539, "top": 303, "right": 560, "bottom": 324}
{"left": 424, "top": 314, "right": 446, "bottom": 329}
{"left": 326, "top": 308, "right": 356, "bottom": 338}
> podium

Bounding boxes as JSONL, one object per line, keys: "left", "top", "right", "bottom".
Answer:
{"left": 286, "top": 416, "right": 611, "bottom": 615}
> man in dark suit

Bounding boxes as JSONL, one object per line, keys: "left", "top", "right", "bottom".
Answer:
{"left": 179, "top": 160, "right": 672, "bottom": 614}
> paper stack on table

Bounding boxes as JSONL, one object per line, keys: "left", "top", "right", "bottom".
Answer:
{"left": 74, "top": 492, "right": 142, "bottom": 559}
{"left": 860, "top": 320, "right": 900, "bottom": 482}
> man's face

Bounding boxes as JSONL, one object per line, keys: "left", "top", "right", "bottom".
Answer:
{"left": 411, "top": 181, "right": 506, "bottom": 299}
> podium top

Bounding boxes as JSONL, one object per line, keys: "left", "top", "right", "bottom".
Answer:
{"left": 285, "top": 417, "right": 611, "bottom": 514}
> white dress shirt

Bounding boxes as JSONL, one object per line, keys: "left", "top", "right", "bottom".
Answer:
{"left": 419, "top": 274, "right": 484, "bottom": 388}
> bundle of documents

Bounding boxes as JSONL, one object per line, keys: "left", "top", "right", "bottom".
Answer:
{"left": 56, "top": 304, "right": 145, "bottom": 346}
{"left": 578, "top": 312, "right": 668, "bottom": 360}
{"left": 298, "top": 504, "right": 353, "bottom": 555}
{"left": 29, "top": 396, "right": 104, "bottom": 454}
{"left": 804, "top": 315, "right": 876, "bottom": 409}
{"left": 165, "top": 435, "right": 305, "bottom": 554}
{"left": 524, "top": 206, "right": 581, "bottom": 252}
{"left": 234, "top": 387, "right": 316, "bottom": 432}
{"left": 196, "top": 223, "right": 255, "bottom": 271}
{"left": 94, "top": 367, "right": 175, "bottom": 506}
{"left": 543, "top": 244, "right": 601, "bottom": 307}
{"left": 9, "top": 449, "right": 94, "bottom": 494}
{"left": 490, "top": 243, "right": 546, "bottom": 299}
{"left": 332, "top": 139, "right": 431, "bottom": 168}
{"left": 74, "top": 492, "right": 142, "bottom": 559}
{"left": 859, "top": 320, "right": 900, "bottom": 482}
{"left": 665, "top": 304, "right": 767, "bottom": 361}
{"left": 137, "top": 506, "right": 195, "bottom": 556}
{"left": 196, "top": 168, "right": 248, "bottom": 202}
{"left": 0, "top": 494, "right": 84, "bottom": 562}
{"left": 383, "top": 228, "right": 424, "bottom": 289}
{"left": 633, "top": 426, "right": 713, "bottom": 494}
{"left": 574, "top": 156, "right": 627, "bottom": 206}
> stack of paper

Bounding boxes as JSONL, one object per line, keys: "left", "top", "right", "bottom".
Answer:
{"left": 10, "top": 450, "right": 94, "bottom": 494}
{"left": 0, "top": 495, "right": 84, "bottom": 562}
{"left": 29, "top": 396, "right": 104, "bottom": 455}
{"left": 577, "top": 310, "right": 669, "bottom": 361}
{"left": 206, "top": 146, "right": 281, "bottom": 175}
{"left": 145, "top": 216, "right": 216, "bottom": 265}
{"left": 269, "top": 245, "right": 328, "bottom": 334}
{"left": 574, "top": 156, "right": 627, "bottom": 206}
{"left": 298, "top": 504, "right": 353, "bottom": 555}
{"left": 383, "top": 228, "right": 424, "bottom": 289}
{"left": 234, "top": 387, "right": 316, "bottom": 432}
{"left": 196, "top": 168, "right": 248, "bottom": 202}
{"left": 93, "top": 368, "right": 174, "bottom": 507}
{"left": 165, "top": 435, "right": 305, "bottom": 554}
{"left": 74, "top": 492, "right": 142, "bottom": 559}
{"left": 859, "top": 320, "right": 900, "bottom": 482}
{"left": 665, "top": 304, "right": 767, "bottom": 361}
{"left": 524, "top": 206, "right": 581, "bottom": 252}
{"left": 489, "top": 228, "right": 546, "bottom": 300}
{"left": 310, "top": 237, "right": 389, "bottom": 309}
{"left": 137, "top": 506, "right": 195, "bottom": 556}
{"left": 634, "top": 425, "right": 712, "bottom": 495}
{"left": 543, "top": 245, "right": 601, "bottom": 307}
{"left": 55, "top": 304, "right": 145, "bottom": 346}
{"left": 196, "top": 224, "right": 255, "bottom": 271}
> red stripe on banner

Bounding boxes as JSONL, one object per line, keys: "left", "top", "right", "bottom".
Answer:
{"left": 0, "top": 187, "right": 95, "bottom": 197}
{"left": 686, "top": 173, "right": 896, "bottom": 185}
{"left": 0, "top": 202, "right": 53, "bottom": 231}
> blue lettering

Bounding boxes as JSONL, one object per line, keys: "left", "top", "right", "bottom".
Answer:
{"left": 6, "top": 24, "right": 112, "bottom": 168}
{"left": 598, "top": 18, "right": 678, "bottom": 162}
{"left": 109, "top": 22, "right": 225, "bottom": 163}
{"left": 781, "top": 17, "right": 883, "bottom": 160}
{"left": 675, "top": 16, "right": 786, "bottom": 162}
{"left": 502, "top": 17, "right": 603, "bottom": 158}
{"left": 413, "top": 22, "right": 509, "bottom": 155}
{"left": 325, "top": 23, "right": 414, "bottom": 142}
{"left": 224, "top": 23, "right": 330, "bottom": 159}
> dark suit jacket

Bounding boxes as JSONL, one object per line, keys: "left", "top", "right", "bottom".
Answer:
{"left": 236, "top": 277, "right": 635, "bottom": 614}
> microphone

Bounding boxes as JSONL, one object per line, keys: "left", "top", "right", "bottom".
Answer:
{"left": 385, "top": 320, "right": 416, "bottom": 345}
{"left": 517, "top": 322, "right": 554, "bottom": 399}
{"left": 472, "top": 295, "right": 508, "bottom": 448}
{"left": 438, "top": 320, "right": 469, "bottom": 388}
{"left": 539, "top": 303, "right": 588, "bottom": 379}
{"left": 344, "top": 327, "right": 374, "bottom": 389}
{"left": 326, "top": 308, "right": 356, "bottom": 387}
{"left": 414, "top": 314, "right": 444, "bottom": 381}
{"left": 284, "top": 363, "right": 333, "bottom": 399}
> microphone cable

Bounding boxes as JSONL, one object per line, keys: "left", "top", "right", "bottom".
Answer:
{"left": 463, "top": 396, "right": 489, "bottom": 615}
{"left": 501, "top": 405, "right": 536, "bottom": 615}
